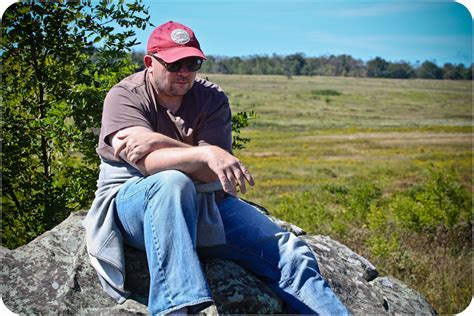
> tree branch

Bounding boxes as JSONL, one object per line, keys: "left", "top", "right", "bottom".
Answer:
{"left": 3, "top": 178, "right": 22, "bottom": 211}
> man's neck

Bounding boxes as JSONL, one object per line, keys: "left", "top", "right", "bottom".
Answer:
{"left": 156, "top": 94, "right": 182, "bottom": 114}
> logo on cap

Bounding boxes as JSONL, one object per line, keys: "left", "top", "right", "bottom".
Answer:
{"left": 171, "top": 29, "right": 190, "bottom": 45}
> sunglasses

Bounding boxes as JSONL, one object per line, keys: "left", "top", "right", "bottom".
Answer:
{"left": 151, "top": 55, "right": 203, "bottom": 72}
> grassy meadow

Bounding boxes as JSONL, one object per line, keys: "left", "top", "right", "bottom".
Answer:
{"left": 203, "top": 74, "right": 473, "bottom": 314}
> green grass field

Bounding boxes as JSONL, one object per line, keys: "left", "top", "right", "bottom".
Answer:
{"left": 204, "top": 74, "right": 473, "bottom": 314}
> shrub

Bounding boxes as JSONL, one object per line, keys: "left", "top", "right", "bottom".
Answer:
{"left": 392, "top": 167, "right": 471, "bottom": 233}
{"left": 345, "top": 182, "right": 383, "bottom": 221}
{"left": 311, "top": 89, "right": 342, "bottom": 96}
{"left": 232, "top": 111, "right": 257, "bottom": 150}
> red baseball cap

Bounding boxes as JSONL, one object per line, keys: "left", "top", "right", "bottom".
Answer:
{"left": 147, "top": 21, "right": 206, "bottom": 63}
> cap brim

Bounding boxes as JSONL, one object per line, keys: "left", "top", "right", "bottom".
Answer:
{"left": 156, "top": 47, "right": 206, "bottom": 63}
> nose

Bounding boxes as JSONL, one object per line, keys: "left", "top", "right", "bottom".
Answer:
{"left": 176, "top": 63, "right": 191, "bottom": 73}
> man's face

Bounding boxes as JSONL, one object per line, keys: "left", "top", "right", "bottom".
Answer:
{"left": 149, "top": 56, "right": 199, "bottom": 98}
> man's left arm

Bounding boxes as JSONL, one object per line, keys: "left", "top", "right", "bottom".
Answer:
{"left": 195, "top": 93, "right": 233, "bottom": 154}
{"left": 191, "top": 90, "right": 235, "bottom": 184}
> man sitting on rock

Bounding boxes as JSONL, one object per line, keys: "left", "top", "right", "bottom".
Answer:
{"left": 83, "top": 20, "right": 350, "bottom": 315}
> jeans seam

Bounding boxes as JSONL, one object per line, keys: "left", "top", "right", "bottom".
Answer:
{"left": 224, "top": 241, "right": 281, "bottom": 277}
{"left": 148, "top": 189, "right": 175, "bottom": 308}
{"left": 158, "top": 297, "right": 214, "bottom": 315}
{"left": 225, "top": 235, "right": 316, "bottom": 312}
{"left": 116, "top": 179, "right": 142, "bottom": 238}
{"left": 117, "top": 211, "right": 133, "bottom": 240}
{"left": 117, "top": 178, "right": 144, "bottom": 201}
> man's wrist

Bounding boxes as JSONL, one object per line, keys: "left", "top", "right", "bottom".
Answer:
{"left": 196, "top": 145, "right": 211, "bottom": 165}
{"left": 151, "top": 133, "right": 164, "bottom": 151}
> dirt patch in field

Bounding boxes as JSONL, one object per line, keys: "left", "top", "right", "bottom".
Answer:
{"left": 374, "top": 134, "right": 471, "bottom": 146}
{"left": 300, "top": 132, "right": 472, "bottom": 162}
{"left": 245, "top": 151, "right": 284, "bottom": 158}
{"left": 297, "top": 132, "right": 472, "bottom": 145}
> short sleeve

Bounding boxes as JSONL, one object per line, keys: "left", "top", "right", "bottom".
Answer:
{"left": 96, "top": 85, "right": 154, "bottom": 161}
{"left": 195, "top": 92, "right": 233, "bottom": 153}
{"left": 100, "top": 86, "right": 152, "bottom": 145}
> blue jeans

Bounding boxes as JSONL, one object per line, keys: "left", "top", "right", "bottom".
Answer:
{"left": 115, "top": 170, "right": 350, "bottom": 315}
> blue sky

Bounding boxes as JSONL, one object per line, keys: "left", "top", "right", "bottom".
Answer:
{"left": 129, "top": 0, "right": 473, "bottom": 66}
{"left": 0, "top": 0, "right": 471, "bottom": 65}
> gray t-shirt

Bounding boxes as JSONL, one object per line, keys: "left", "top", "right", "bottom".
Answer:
{"left": 97, "top": 69, "right": 232, "bottom": 162}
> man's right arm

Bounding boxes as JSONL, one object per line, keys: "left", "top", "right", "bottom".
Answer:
{"left": 110, "top": 126, "right": 254, "bottom": 195}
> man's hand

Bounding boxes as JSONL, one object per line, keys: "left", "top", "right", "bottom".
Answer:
{"left": 114, "top": 129, "right": 160, "bottom": 164}
{"left": 201, "top": 146, "right": 254, "bottom": 196}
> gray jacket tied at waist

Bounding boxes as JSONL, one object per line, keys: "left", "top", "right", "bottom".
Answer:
{"left": 82, "top": 159, "right": 226, "bottom": 303}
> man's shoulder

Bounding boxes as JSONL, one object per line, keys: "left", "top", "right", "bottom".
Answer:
{"left": 113, "top": 70, "right": 147, "bottom": 93}
{"left": 193, "top": 77, "right": 227, "bottom": 99}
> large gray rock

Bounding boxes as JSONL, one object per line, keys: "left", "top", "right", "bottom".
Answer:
{"left": 0, "top": 210, "right": 436, "bottom": 315}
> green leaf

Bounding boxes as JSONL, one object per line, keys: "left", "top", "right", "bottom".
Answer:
{"left": 1, "top": 0, "right": 152, "bottom": 249}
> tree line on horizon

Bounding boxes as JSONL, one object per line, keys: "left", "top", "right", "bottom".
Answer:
{"left": 132, "top": 51, "right": 472, "bottom": 80}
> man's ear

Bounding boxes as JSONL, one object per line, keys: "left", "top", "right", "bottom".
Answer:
{"left": 144, "top": 55, "right": 153, "bottom": 70}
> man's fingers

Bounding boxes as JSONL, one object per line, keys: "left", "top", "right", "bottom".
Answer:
{"left": 225, "top": 169, "right": 239, "bottom": 195}
{"left": 124, "top": 145, "right": 131, "bottom": 160}
{"left": 207, "top": 147, "right": 254, "bottom": 195}
{"left": 128, "top": 149, "right": 143, "bottom": 164}
{"left": 219, "top": 171, "right": 236, "bottom": 196}
{"left": 114, "top": 141, "right": 127, "bottom": 159}
{"left": 233, "top": 168, "right": 247, "bottom": 194}
{"left": 238, "top": 161, "right": 254, "bottom": 186}
{"left": 115, "top": 129, "right": 129, "bottom": 140}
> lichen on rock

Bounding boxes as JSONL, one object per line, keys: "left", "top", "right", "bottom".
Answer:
{"left": 0, "top": 210, "right": 436, "bottom": 315}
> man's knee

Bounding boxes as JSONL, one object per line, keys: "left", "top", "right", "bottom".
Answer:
{"left": 277, "top": 232, "right": 321, "bottom": 273}
{"left": 147, "top": 170, "right": 196, "bottom": 198}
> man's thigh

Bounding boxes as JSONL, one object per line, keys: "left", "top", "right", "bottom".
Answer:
{"left": 115, "top": 170, "right": 196, "bottom": 250}
{"left": 202, "top": 196, "right": 287, "bottom": 276}
{"left": 217, "top": 196, "right": 284, "bottom": 246}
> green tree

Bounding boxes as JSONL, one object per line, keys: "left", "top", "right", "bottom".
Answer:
{"left": 284, "top": 53, "right": 306, "bottom": 78}
{"left": 301, "top": 57, "right": 321, "bottom": 76}
{"left": 367, "top": 57, "right": 389, "bottom": 78}
{"left": 1, "top": 0, "right": 151, "bottom": 249}
{"left": 442, "top": 63, "right": 466, "bottom": 80}
{"left": 386, "top": 61, "right": 415, "bottom": 79}
{"left": 131, "top": 49, "right": 146, "bottom": 71}
{"left": 467, "top": 64, "right": 473, "bottom": 80}
{"left": 416, "top": 60, "right": 443, "bottom": 79}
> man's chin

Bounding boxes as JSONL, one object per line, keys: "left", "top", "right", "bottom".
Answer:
{"left": 171, "top": 83, "right": 193, "bottom": 95}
